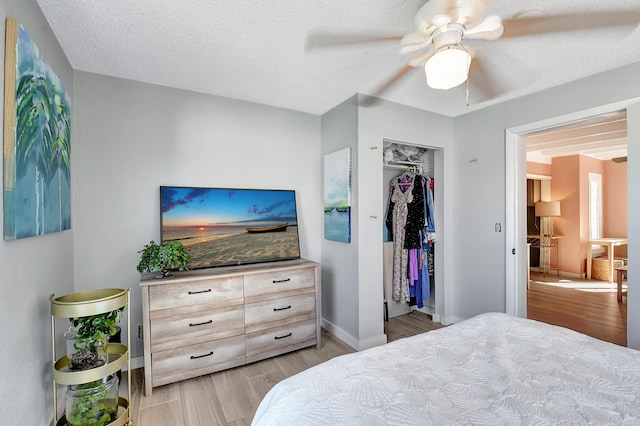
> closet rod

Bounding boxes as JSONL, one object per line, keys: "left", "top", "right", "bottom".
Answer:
{"left": 384, "top": 160, "right": 423, "bottom": 167}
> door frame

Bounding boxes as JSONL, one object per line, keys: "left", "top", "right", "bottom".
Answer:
{"left": 505, "top": 99, "right": 639, "bottom": 318}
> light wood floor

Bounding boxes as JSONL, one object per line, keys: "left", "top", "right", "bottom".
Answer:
{"left": 129, "top": 274, "right": 628, "bottom": 425}
{"left": 527, "top": 271, "right": 627, "bottom": 347}
{"left": 130, "top": 311, "right": 442, "bottom": 425}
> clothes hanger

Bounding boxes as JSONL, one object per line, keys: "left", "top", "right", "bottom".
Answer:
{"left": 396, "top": 166, "right": 418, "bottom": 192}
{"left": 397, "top": 165, "right": 422, "bottom": 181}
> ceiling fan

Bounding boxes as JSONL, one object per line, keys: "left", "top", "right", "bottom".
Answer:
{"left": 400, "top": 0, "right": 505, "bottom": 90}
{"left": 401, "top": 0, "right": 640, "bottom": 92}
{"left": 307, "top": 0, "right": 640, "bottom": 101}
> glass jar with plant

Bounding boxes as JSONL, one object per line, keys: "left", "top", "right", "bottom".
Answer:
{"left": 65, "top": 374, "right": 119, "bottom": 426}
{"left": 67, "top": 307, "right": 125, "bottom": 371}
{"left": 137, "top": 240, "right": 191, "bottom": 278}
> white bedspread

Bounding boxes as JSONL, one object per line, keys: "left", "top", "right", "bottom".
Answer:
{"left": 252, "top": 313, "right": 640, "bottom": 425}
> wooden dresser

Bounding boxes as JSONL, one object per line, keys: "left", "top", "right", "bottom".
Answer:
{"left": 140, "top": 259, "right": 320, "bottom": 396}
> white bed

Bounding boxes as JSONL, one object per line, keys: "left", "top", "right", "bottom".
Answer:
{"left": 252, "top": 312, "right": 640, "bottom": 425}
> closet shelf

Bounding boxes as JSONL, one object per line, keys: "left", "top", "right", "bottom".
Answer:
{"left": 383, "top": 160, "right": 423, "bottom": 169}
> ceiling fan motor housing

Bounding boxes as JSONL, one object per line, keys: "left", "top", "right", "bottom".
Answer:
{"left": 431, "top": 23, "right": 464, "bottom": 50}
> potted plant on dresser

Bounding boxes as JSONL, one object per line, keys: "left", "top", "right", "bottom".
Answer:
{"left": 137, "top": 240, "right": 191, "bottom": 277}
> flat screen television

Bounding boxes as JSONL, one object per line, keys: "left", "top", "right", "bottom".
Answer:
{"left": 160, "top": 186, "right": 300, "bottom": 269}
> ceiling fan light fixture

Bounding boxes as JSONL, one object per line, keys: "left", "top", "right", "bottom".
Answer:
{"left": 424, "top": 45, "right": 471, "bottom": 90}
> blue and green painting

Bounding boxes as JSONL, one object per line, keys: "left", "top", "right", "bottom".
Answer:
{"left": 324, "top": 148, "right": 351, "bottom": 243}
{"left": 3, "top": 21, "right": 71, "bottom": 239}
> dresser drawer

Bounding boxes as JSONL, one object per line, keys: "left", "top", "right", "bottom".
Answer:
{"left": 246, "top": 319, "right": 317, "bottom": 363}
{"left": 245, "top": 292, "right": 315, "bottom": 333}
{"left": 141, "top": 260, "right": 320, "bottom": 396}
{"left": 149, "top": 276, "right": 243, "bottom": 311}
{"left": 152, "top": 335, "right": 246, "bottom": 387}
{"left": 150, "top": 305, "right": 244, "bottom": 352}
{"left": 244, "top": 267, "right": 315, "bottom": 301}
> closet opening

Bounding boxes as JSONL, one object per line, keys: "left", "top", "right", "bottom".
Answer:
{"left": 382, "top": 139, "right": 443, "bottom": 323}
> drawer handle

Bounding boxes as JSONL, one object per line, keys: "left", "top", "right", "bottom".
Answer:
{"left": 272, "top": 278, "right": 291, "bottom": 283}
{"left": 189, "top": 319, "right": 213, "bottom": 327}
{"left": 188, "top": 288, "right": 212, "bottom": 295}
{"left": 274, "top": 333, "right": 292, "bottom": 340}
{"left": 273, "top": 305, "right": 292, "bottom": 312}
{"left": 190, "top": 351, "right": 214, "bottom": 360}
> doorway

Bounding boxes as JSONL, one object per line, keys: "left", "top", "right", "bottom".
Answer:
{"left": 505, "top": 100, "right": 636, "bottom": 321}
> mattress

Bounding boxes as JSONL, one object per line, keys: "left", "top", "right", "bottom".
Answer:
{"left": 252, "top": 312, "right": 640, "bottom": 425}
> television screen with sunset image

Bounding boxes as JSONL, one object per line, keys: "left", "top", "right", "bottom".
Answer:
{"left": 160, "top": 186, "right": 300, "bottom": 269}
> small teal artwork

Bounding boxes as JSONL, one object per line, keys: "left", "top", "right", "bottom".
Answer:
{"left": 3, "top": 19, "right": 71, "bottom": 239}
{"left": 324, "top": 147, "right": 351, "bottom": 243}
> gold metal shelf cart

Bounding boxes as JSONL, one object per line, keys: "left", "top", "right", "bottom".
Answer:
{"left": 50, "top": 288, "right": 131, "bottom": 425}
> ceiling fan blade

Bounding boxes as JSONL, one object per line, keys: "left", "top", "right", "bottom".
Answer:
{"left": 612, "top": 156, "right": 627, "bottom": 163}
{"left": 407, "top": 48, "right": 436, "bottom": 68}
{"left": 464, "top": 15, "right": 504, "bottom": 40}
{"left": 413, "top": 0, "right": 456, "bottom": 32}
{"left": 361, "top": 63, "right": 417, "bottom": 106}
{"left": 454, "top": 0, "right": 488, "bottom": 27}
{"left": 400, "top": 32, "right": 434, "bottom": 55}
{"left": 305, "top": 31, "right": 404, "bottom": 50}
{"left": 501, "top": 9, "right": 640, "bottom": 39}
{"left": 467, "top": 55, "right": 499, "bottom": 100}
{"left": 401, "top": 32, "right": 426, "bottom": 46}
{"left": 400, "top": 42, "right": 431, "bottom": 55}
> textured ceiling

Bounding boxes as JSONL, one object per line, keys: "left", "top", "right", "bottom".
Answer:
{"left": 36, "top": 0, "right": 640, "bottom": 117}
{"left": 526, "top": 111, "right": 627, "bottom": 163}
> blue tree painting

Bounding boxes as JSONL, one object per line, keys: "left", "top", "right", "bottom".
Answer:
{"left": 324, "top": 147, "right": 351, "bottom": 243}
{"left": 3, "top": 19, "right": 71, "bottom": 239}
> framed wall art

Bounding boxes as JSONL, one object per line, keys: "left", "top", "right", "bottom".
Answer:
{"left": 3, "top": 18, "right": 71, "bottom": 239}
{"left": 323, "top": 147, "right": 351, "bottom": 243}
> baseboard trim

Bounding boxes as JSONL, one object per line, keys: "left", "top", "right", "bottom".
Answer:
{"left": 442, "top": 315, "right": 465, "bottom": 326}
{"left": 320, "top": 317, "right": 388, "bottom": 351}
{"left": 358, "top": 334, "right": 388, "bottom": 351}
{"left": 129, "top": 355, "right": 144, "bottom": 371}
{"left": 321, "top": 318, "right": 359, "bottom": 350}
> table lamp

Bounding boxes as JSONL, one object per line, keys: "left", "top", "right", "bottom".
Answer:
{"left": 535, "top": 201, "right": 561, "bottom": 236}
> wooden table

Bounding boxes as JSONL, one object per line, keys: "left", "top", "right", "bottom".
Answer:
{"left": 616, "top": 265, "right": 628, "bottom": 302}
{"left": 586, "top": 238, "right": 628, "bottom": 283}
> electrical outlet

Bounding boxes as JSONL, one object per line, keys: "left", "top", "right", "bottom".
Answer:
{"left": 495, "top": 223, "right": 502, "bottom": 232}
{"left": 138, "top": 325, "right": 143, "bottom": 339}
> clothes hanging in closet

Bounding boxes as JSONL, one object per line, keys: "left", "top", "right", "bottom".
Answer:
{"left": 385, "top": 171, "right": 436, "bottom": 307}
{"left": 388, "top": 178, "right": 413, "bottom": 303}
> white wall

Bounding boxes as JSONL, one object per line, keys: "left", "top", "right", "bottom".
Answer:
{"left": 356, "top": 96, "right": 453, "bottom": 342}
{"left": 321, "top": 95, "right": 453, "bottom": 349}
{"left": 0, "top": 0, "right": 75, "bottom": 424}
{"left": 627, "top": 102, "right": 640, "bottom": 349}
{"left": 453, "top": 62, "right": 640, "bottom": 348}
{"left": 72, "top": 72, "right": 322, "bottom": 360}
{"left": 320, "top": 95, "right": 359, "bottom": 343}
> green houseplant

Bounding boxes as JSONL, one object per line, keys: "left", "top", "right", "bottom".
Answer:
{"left": 67, "top": 308, "right": 125, "bottom": 371}
{"left": 65, "top": 374, "right": 119, "bottom": 426}
{"left": 137, "top": 240, "right": 191, "bottom": 277}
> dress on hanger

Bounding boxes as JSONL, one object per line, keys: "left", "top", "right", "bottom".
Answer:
{"left": 390, "top": 179, "right": 413, "bottom": 303}
{"left": 386, "top": 175, "right": 426, "bottom": 249}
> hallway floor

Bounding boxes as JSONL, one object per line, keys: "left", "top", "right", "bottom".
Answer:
{"left": 527, "top": 271, "right": 627, "bottom": 346}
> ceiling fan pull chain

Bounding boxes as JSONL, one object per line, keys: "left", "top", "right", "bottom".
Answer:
{"left": 465, "top": 74, "right": 470, "bottom": 106}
